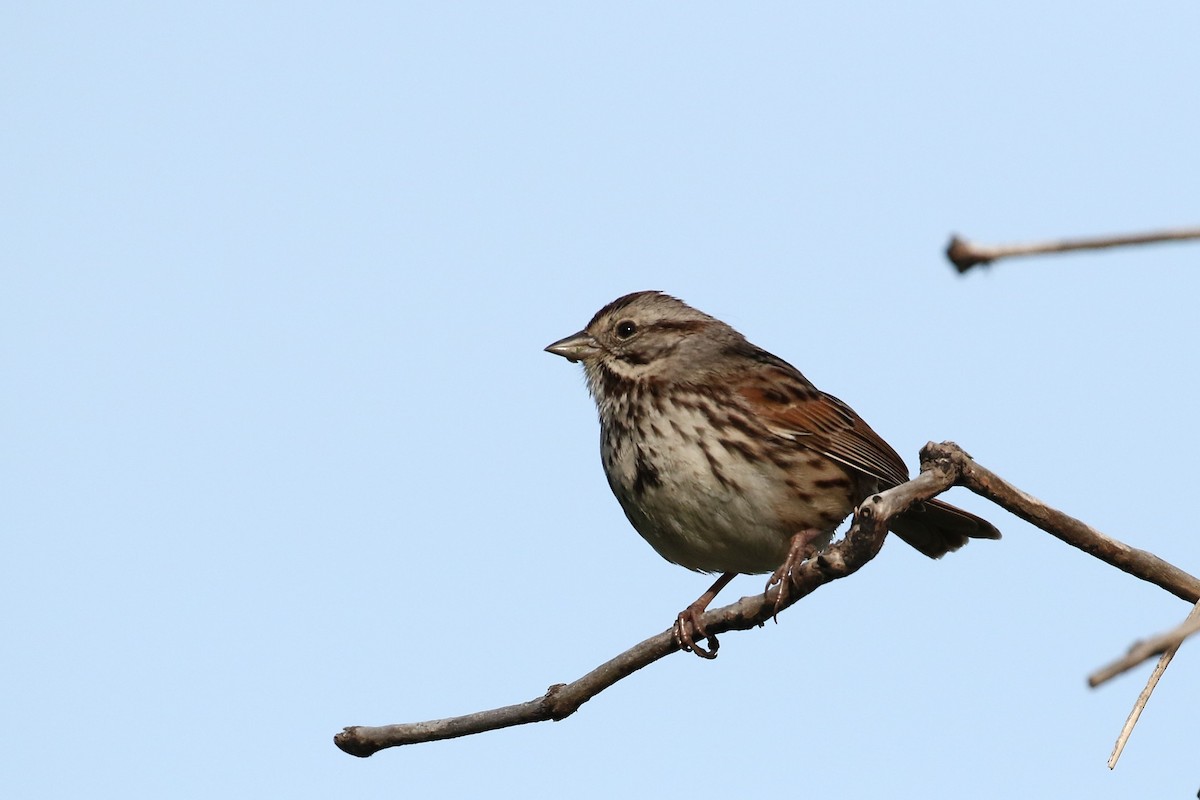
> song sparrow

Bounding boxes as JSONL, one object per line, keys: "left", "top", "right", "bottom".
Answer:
{"left": 546, "top": 291, "right": 999, "bottom": 658}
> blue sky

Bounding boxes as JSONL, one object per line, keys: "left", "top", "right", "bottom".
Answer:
{"left": 4, "top": 3, "right": 1199, "bottom": 797}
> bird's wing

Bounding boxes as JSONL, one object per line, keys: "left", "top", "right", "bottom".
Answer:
{"left": 733, "top": 356, "right": 911, "bottom": 488}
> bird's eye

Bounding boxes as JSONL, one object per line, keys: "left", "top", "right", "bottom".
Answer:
{"left": 615, "top": 320, "right": 638, "bottom": 339}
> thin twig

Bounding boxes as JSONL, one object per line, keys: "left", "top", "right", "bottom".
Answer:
{"left": 1098, "top": 601, "right": 1200, "bottom": 769}
{"left": 1107, "top": 632, "right": 1188, "bottom": 769}
{"left": 1090, "top": 602, "right": 1200, "bottom": 688}
{"left": 945, "top": 226, "right": 1200, "bottom": 273}
{"left": 1107, "top": 661, "right": 1166, "bottom": 769}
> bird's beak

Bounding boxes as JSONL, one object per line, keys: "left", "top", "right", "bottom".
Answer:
{"left": 544, "top": 330, "right": 601, "bottom": 363}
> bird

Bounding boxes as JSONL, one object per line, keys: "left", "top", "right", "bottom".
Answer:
{"left": 545, "top": 290, "right": 999, "bottom": 657}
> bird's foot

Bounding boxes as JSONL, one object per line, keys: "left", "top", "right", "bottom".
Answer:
{"left": 674, "top": 604, "right": 719, "bottom": 659}
{"left": 765, "top": 529, "right": 822, "bottom": 622}
{"left": 672, "top": 571, "right": 736, "bottom": 659}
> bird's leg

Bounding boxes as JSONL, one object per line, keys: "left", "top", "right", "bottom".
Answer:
{"left": 765, "top": 529, "right": 824, "bottom": 621}
{"left": 673, "top": 571, "right": 736, "bottom": 659}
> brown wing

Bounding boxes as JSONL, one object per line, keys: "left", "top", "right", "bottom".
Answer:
{"left": 728, "top": 344, "right": 1001, "bottom": 555}
{"left": 733, "top": 354, "right": 911, "bottom": 488}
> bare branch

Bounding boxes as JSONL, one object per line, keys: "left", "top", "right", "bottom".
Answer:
{"left": 335, "top": 442, "right": 1200, "bottom": 758}
{"left": 1104, "top": 599, "right": 1200, "bottom": 767}
{"left": 1103, "top": 602, "right": 1200, "bottom": 768}
{"left": 1106, "top": 653, "right": 1172, "bottom": 769}
{"left": 1090, "top": 601, "right": 1200, "bottom": 688}
{"left": 945, "top": 226, "right": 1200, "bottom": 273}
{"left": 334, "top": 468, "right": 946, "bottom": 757}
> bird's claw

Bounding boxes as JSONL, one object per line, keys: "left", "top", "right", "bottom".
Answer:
{"left": 765, "top": 531, "right": 820, "bottom": 622}
{"left": 765, "top": 565, "right": 792, "bottom": 623}
{"left": 674, "top": 607, "right": 719, "bottom": 659}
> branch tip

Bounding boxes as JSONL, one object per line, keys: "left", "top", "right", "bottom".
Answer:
{"left": 945, "top": 236, "right": 992, "bottom": 274}
{"left": 945, "top": 226, "right": 1200, "bottom": 273}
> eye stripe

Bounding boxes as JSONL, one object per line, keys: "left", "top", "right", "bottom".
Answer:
{"left": 647, "top": 320, "right": 705, "bottom": 334}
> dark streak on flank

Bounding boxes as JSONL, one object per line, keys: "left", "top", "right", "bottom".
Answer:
{"left": 722, "top": 412, "right": 759, "bottom": 440}
{"left": 718, "top": 437, "right": 758, "bottom": 462}
{"left": 633, "top": 452, "right": 662, "bottom": 495}
{"left": 603, "top": 407, "right": 629, "bottom": 441}
{"left": 785, "top": 479, "right": 815, "bottom": 504}
{"left": 697, "top": 439, "right": 735, "bottom": 490}
{"left": 766, "top": 450, "right": 793, "bottom": 470}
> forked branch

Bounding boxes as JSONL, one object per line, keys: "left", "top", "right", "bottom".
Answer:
{"left": 1090, "top": 602, "right": 1200, "bottom": 688}
{"left": 1093, "top": 600, "right": 1200, "bottom": 768}
{"left": 335, "top": 442, "right": 1200, "bottom": 758}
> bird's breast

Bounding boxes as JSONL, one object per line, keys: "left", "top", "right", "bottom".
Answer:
{"left": 597, "top": 387, "right": 856, "bottom": 574}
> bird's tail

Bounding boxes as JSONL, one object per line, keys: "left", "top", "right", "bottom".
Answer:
{"left": 888, "top": 498, "right": 1000, "bottom": 559}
